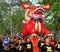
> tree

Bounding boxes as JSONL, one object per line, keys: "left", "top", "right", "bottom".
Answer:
{"left": 0, "top": 0, "right": 24, "bottom": 35}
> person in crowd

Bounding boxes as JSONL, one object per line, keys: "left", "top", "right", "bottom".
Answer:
{"left": 41, "top": 36, "right": 54, "bottom": 52}
{"left": 25, "top": 37, "right": 33, "bottom": 52}
{"left": 49, "top": 36, "right": 55, "bottom": 47}
{"left": 3, "top": 39, "right": 10, "bottom": 52}
{"left": 55, "top": 37, "right": 60, "bottom": 52}
{"left": 38, "top": 36, "right": 45, "bottom": 52}
{"left": 17, "top": 37, "right": 25, "bottom": 52}
{"left": 10, "top": 36, "right": 15, "bottom": 42}
{"left": 0, "top": 38, "right": 3, "bottom": 52}
{"left": 9, "top": 41, "right": 19, "bottom": 52}
{"left": 21, "top": 37, "right": 25, "bottom": 44}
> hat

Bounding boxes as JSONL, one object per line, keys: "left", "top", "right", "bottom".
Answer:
{"left": 4, "top": 39, "right": 10, "bottom": 46}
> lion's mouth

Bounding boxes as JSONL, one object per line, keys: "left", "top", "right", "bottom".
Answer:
{"left": 31, "top": 8, "right": 45, "bottom": 19}
{"left": 34, "top": 9, "right": 43, "bottom": 15}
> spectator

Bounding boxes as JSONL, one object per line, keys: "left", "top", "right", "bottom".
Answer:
{"left": 55, "top": 37, "right": 60, "bottom": 52}
{"left": 25, "top": 37, "right": 33, "bottom": 52}
{"left": 3, "top": 39, "right": 10, "bottom": 52}
{"left": 9, "top": 42, "right": 19, "bottom": 52}
{"left": 17, "top": 37, "right": 24, "bottom": 52}
{"left": 0, "top": 39, "right": 3, "bottom": 52}
{"left": 41, "top": 36, "right": 54, "bottom": 52}
{"left": 49, "top": 36, "right": 55, "bottom": 46}
{"left": 38, "top": 36, "right": 45, "bottom": 52}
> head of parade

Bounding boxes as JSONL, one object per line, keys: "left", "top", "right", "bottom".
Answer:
{"left": 22, "top": 2, "right": 50, "bottom": 22}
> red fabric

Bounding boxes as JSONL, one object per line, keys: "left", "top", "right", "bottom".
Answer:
{"left": 40, "top": 21, "right": 50, "bottom": 35}
{"left": 22, "top": 19, "right": 50, "bottom": 37}
{"left": 49, "top": 41, "right": 55, "bottom": 46}
{"left": 31, "top": 36, "right": 39, "bottom": 52}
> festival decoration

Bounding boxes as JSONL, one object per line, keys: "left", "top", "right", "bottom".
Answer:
{"left": 21, "top": 2, "right": 51, "bottom": 52}
{"left": 44, "top": 3, "right": 50, "bottom": 10}
{"left": 22, "top": 2, "right": 51, "bottom": 37}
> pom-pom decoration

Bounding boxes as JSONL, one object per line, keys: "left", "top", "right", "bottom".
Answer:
{"left": 22, "top": 2, "right": 31, "bottom": 9}
{"left": 44, "top": 3, "right": 50, "bottom": 10}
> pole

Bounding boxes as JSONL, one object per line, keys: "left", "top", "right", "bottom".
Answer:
{"left": 11, "top": 19, "right": 12, "bottom": 36}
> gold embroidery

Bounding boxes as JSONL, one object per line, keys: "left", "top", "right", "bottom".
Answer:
{"left": 41, "top": 43, "right": 44, "bottom": 47}
{"left": 46, "top": 46, "right": 52, "bottom": 52}
{"left": 19, "top": 46, "right": 22, "bottom": 50}
{"left": 27, "top": 44, "right": 31, "bottom": 49}
{"left": 57, "top": 44, "right": 60, "bottom": 48}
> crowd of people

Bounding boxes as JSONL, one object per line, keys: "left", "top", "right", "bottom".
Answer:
{"left": 0, "top": 35, "right": 60, "bottom": 52}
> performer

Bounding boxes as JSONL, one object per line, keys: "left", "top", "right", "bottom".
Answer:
{"left": 22, "top": 2, "right": 51, "bottom": 37}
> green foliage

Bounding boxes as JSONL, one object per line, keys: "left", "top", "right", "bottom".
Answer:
{"left": 42, "top": 0, "right": 60, "bottom": 32}
{"left": 0, "top": 1, "right": 24, "bottom": 35}
{"left": 0, "top": 21, "right": 5, "bottom": 34}
{"left": 10, "top": 10, "right": 24, "bottom": 33}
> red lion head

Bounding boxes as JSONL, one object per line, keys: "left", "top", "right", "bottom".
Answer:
{"left": 22, "top": 2, "right": 50, "bottom": 20}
